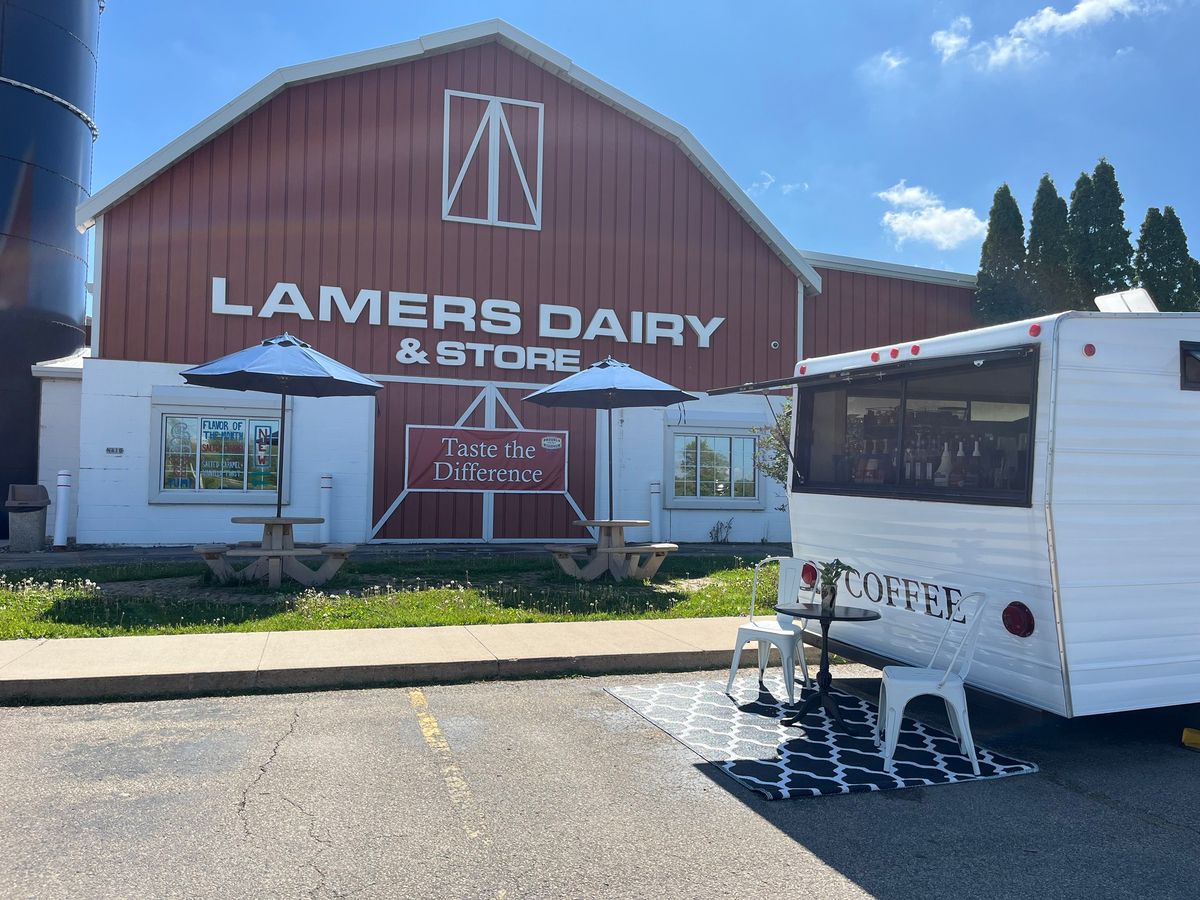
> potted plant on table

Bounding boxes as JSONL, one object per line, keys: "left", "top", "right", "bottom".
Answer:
{"left": 817, "top": 558, "right": 858, "bottom": 615}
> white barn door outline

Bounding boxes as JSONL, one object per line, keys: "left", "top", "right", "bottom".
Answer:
{"left": 442, "top": 89, "right": 544, "bottom": 230}
{"left": 370, "top": 383, "right": 590, "bottom": 542}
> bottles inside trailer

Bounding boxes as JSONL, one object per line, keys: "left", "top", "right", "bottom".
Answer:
{"left": 799, "top": 352, "right": 1035, "bottom": 502}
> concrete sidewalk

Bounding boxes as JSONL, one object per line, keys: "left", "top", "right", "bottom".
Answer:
{"left": 0, "top": 617, "right": 812, "bottom": 703}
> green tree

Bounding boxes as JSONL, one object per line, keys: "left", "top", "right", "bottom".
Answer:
{"left": 1069, "top": 159, "right": 1134, "bottom": 303}
{"left": 1136, "top": 206, "right": 1198, "bottom": 311}
{"left": 1025, "top": 174, "right": 1073, "bottom": 314}
{"left": 1067, "top": 170, "right": 1095, "bottom": 307}
{"left": 753, "top": 399, "right": 791, "bottom": 498}
{"left": 973, "top": 184, "right": 1029, "bottom": 324}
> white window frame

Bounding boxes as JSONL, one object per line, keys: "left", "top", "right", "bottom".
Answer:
{"left": 662, "top": 426, "right": 765, "bottom": 510}
{"left": 148, "top": 387, "right": 293, "bottom": 505}
{"left": 442, "top": 89, "right": 544, "bottom": 230}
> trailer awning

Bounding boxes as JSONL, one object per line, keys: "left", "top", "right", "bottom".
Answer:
{"left": 708, "top": 345, "right": 1038, "bottom": 395}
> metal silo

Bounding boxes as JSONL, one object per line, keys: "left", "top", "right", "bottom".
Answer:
{"left": 0, "top": 0, "right": 99, "bottom": 537}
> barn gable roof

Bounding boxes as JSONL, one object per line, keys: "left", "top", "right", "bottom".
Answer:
{"left": 77, "top": 19, "right": 820, "bottom": 292}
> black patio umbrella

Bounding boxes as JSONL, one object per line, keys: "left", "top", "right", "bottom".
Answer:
{"left": 523, "top": 357, "right": 697, "bottom": 518}
{"left": 180, "top": 333, "right": 382, "bottom": 517}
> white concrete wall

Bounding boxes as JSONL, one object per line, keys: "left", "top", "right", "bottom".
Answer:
{"left": 604, "top": 394, "right": 790, "bottom": 545}
{"left": 36, "top": 376, "right": 83, "bottom": 541}
{"left": 75, "top": 358, "right": 375, "bottom": 545}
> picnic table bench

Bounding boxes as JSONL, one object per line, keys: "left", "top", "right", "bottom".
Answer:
{"left": 194, "top": 516, "right": 355, "bottom": 588}
{"left": 548, "top": 520, "right": 678, "bottom": 582}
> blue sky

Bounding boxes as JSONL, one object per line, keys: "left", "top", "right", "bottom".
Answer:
{"left": 91, "top": 0, "right": 1200, "bottom": 275}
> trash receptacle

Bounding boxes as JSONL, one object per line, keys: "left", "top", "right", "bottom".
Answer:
{"left": 6, "top": 484, "right": 50, "bottom": 552}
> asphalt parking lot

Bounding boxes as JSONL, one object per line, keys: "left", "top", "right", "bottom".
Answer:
{"left": 1, "top": 666, "right": 1197, "bottom": 899}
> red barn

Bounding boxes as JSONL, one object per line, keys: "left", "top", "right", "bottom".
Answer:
{"left": 38, "top": 21, "right": 976, "bottom": 545}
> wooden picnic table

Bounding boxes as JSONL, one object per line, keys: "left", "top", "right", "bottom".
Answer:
{"left": 195, "top": 516, "right": 353, "bottom": 589}
{"left": 547, "top": 519, "right": 678, "bottom": 582}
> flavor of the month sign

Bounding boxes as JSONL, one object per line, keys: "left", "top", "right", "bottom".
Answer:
{"left": 199, "top": 418, "right": 246, "bottom": 490}
{"left": 406, "top": 426, "right": 568, "bottom": 493}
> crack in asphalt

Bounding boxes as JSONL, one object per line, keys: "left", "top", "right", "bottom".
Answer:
{"left": 236, "top": 708, "right": 301, "bottom": 838}
{"left": 1041, "top": 771, "right": 1200, "bottom": 839}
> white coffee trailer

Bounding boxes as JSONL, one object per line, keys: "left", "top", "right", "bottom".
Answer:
{"left": 715, "top": 307, "right": 1200, "bottom": 717}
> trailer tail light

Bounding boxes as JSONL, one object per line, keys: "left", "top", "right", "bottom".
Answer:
{"left": 870, "top": 351, "right": 881, "bottom": 362}
{"left": 1028, "top": 323, "right": 1042, "bottom": 337}
{"left": 798, "top": 364, "right": 807, "bottom": 375}
{"left": 1002, "top": 601, "right": 1035, "bottom": 637}
{"left": 801, "top": 563, "right": 818, "bottom": 587}
{"left": 1083, "top": 343, "right": 1096, "bottom": 357}
{"left": 910, "top": 344, "right": 920, "bottom": 355}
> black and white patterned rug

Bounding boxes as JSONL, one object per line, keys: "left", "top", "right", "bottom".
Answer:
{"left": 607, "top": 677, "right": 1037, "bottom": 799}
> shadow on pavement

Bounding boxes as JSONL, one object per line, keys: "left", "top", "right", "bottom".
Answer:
{"left": 691, "top": 673, "right": 1200, "bottom": 900}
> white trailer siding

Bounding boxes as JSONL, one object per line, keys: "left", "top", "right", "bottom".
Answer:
{"left": 789, "top": 495, "right": 1067, "bottom": 713}
{"left": 1050, "top": 315, "right": 1200, "bottom": 715}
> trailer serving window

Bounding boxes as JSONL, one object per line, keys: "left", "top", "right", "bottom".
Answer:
{"left": 793, "top": 347, "right": 1037, "bottom": 506}
{"left": 1181, "top": 342, "right": 1200, "bottom": 390}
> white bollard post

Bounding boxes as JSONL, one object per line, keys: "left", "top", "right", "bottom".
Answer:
{"left": 649, "top": 481, "right": 662, "bottom": 542}
{"left": 319, "top": 473, "right": 333, "bottom": 542}
{"left": 53, "top": 470, "right": 71, "bottom": 549}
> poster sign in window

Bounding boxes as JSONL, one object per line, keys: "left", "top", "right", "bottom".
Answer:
{"left": 160, "top": 413, "right": 279, "bottom": 493}
{"left": 200, "top": 418, "right": 247, "bottom": 489}
{"left": 406, "top": 426, "right": 568, "bottom": 493}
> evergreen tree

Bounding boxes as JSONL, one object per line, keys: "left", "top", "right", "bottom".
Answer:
{"left": 1067, "top": 170, "right": 1095, "bottom": 307}
{"left": 1136, "top": 206, "right": 1198, "bottom": 311}
{"left": 1026, "top": 174, "right": 1072, "bottom": 314}
{"left": 974, "top": 184, "right": 1029, "bottom": 324}
{"left": 1071, "top": 159, "right": 1135, "bottom": 301}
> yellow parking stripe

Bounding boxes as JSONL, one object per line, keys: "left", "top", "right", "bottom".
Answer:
{"left": 408, "top": 688, "right": 488, "bottom": 842}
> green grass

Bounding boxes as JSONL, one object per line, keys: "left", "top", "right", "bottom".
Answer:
{"left": 0, "top": 554, "right": 778, "bottom": 640}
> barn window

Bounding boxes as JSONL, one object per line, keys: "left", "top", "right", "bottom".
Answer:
{"left": 663, "top": 427, "right": 766, "bottom": 510}
{"left": 442, "top": 89, "right": 543, "bottom": 230}
{"left": 160, "top": 414, "right": 279, "bottom": 493}
{"left": 149, "top": 388, "right": 293, "bottom": 505}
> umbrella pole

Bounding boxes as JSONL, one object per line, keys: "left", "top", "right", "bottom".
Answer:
{"left": 276, "top": 391, "right": 287, "bottom": 519}
{"left": 608, "top": 407, "right": 614, "bottom": 519}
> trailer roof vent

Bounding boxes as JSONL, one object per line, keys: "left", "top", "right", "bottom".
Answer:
{"left": 1094, "top": 288, "right": 1158, "bottom": 312}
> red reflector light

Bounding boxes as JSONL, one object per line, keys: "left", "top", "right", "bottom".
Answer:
{"left": 801, "top": 563, "right": 818, "bottom": 586}
{"left": 1084, "top": 343, "right": 1096, "bottom": 357}
{"left": 1002, "top": 601, "right": 1035, "bottom": 638}
{"left": 890, "top": 347, "right": 900, "bottom": 359}
{"left": 910, "top": 344, "right": 920, "bottom": 355}
{"left": 798, "top": 364, "right": 807, "bottom": 375}
{"left": 870, "top": 351, "right": 880, "bottom": 362}
{"left": 1029, "top": 323, "right": 1042, "bottom": 337}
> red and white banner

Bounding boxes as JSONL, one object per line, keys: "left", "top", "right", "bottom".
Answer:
{"left": 405, "top": 426, "right": 568, "bottom": 493}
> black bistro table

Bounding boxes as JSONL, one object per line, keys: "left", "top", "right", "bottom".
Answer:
{"left": 773, "top": 603, "right": 882, "bottom": 733}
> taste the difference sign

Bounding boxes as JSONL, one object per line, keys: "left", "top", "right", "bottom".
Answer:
{"left": 405, "top": 426, "right": 568, "bottom": 493}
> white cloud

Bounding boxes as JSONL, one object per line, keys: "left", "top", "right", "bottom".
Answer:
{"left": 876, "top": 179, "right": 987, "bottom": 251}
{"left": 971, "top": 0, "right": 1150, "bottom": 69}
{"left": 876, "top": 180, "right": 940, "bottom": 209}
{"left": 861, "top": 48, "right": 908, "bottom": 81}
{"left": 744, "top": 170, "right": 776, "bottom": 197}
{"left": 931, "top": 16, "right": 972, "bottom": 62}
{"left": 780, "top": 181, "right": 809, "bottom": 195}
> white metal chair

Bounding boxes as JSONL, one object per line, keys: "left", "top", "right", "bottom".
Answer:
{"left": 874, "top": 591, "right": 990, "bottom": 775}
{"left": 725, "top": 557, "right": 816, "bottom": 704}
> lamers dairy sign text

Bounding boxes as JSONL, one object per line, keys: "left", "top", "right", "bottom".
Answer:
{"left": 210, "top": 277, "right": 725, "bottom": 373}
